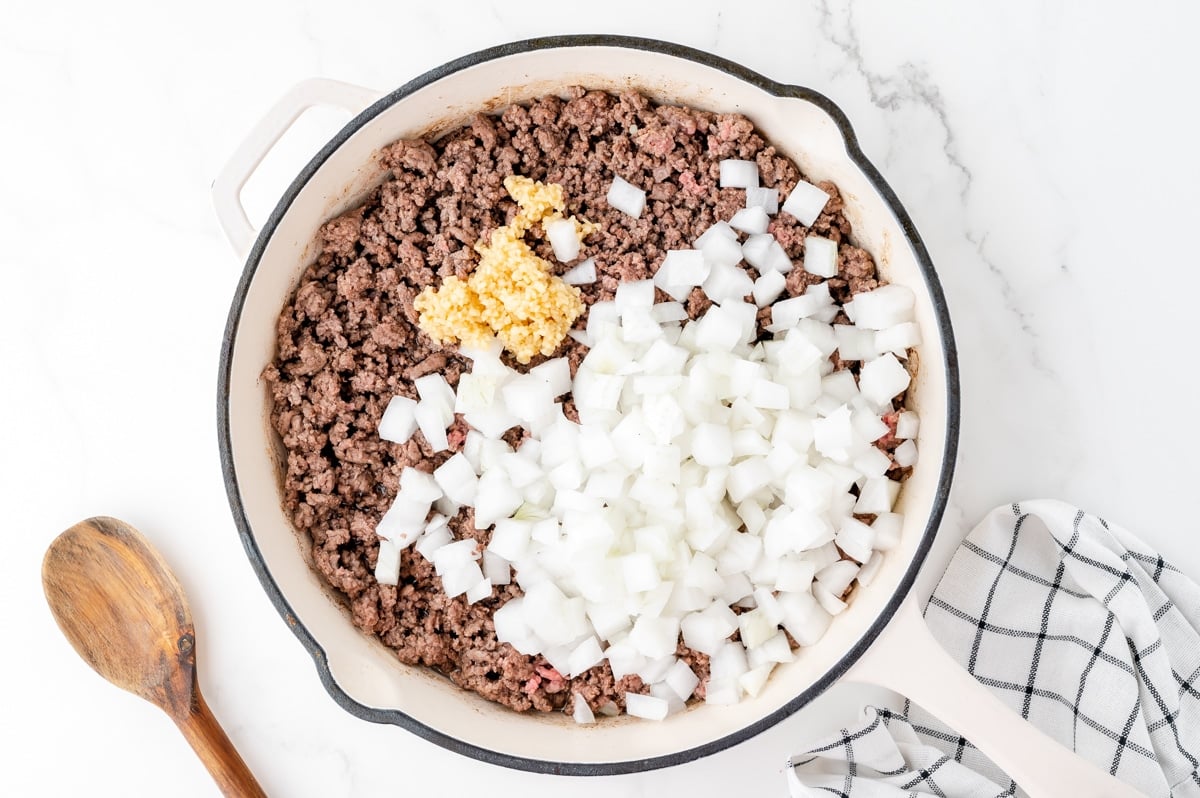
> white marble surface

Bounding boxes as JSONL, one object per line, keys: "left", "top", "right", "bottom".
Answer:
{"left": 5, "top": 1, "right": 1200, "bottom": 795}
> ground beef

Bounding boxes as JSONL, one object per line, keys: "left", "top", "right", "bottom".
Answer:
{"left": 266, "top": 88, "right": 904, "bottom": 715}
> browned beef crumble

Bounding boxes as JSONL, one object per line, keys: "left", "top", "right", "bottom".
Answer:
{"left": 265, "top": 88, "right": 906, "bottom": 716}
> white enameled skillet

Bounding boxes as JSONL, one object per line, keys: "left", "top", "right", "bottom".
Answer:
{"left": 214, "top": 36, "right": 1136, "bottom": 797}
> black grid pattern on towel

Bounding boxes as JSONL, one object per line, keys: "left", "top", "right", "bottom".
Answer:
{"left": 904, "top": 503, "right": 1199, "bottom": 794}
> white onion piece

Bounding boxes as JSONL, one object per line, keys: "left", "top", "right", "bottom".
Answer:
{"left": 854, "top": 477, "right": 901, "bottom": 515}
{"left": 759, "top": 631, "right": 796, "bottom": 664}
{"left": 378, "top": 396, "right": 418, "bottom": 442}
{"left": 625, "top": 692, "right": 669, "bottom": 721}
{"left": 752, "top": 269, "right": 786, "bottom": 308}
{"left": 527, "top": 359, "right": 570, "bottom": 399}
{"left": 566, "top": 636, "right": 606, "bottom": 677}
{"left": 680, "top": 603, "right": 738, "bottom": 655}
{"left": 813, "top": 581, "right": 848, "bottom": 615}
{"left": 803, "top": 236, "right": 838, "bottom": 278}
{"left": 894, "top": 439, "right": 918, "bottom": 467}
{"left": 414, "top": 374, "right": 456, "bottom": 417}
{"left": 835, "top": 518, "right": 876, "bottom": 563}
{"left": 853, "top": 446, "right": 892, "bottom": 479}
{"left": 778, "top": 590, "right": 832, "bottom": 646}
{"left": 465, "top": 577, "right": 492, "bottom": 604}
{"left": 729, "top": 206, "right": 770, "bottom": 235}
{"left": 524, "top": 582, "right": 589, "bottom": 646}
{"left": 587, "top": 602, "right": 631, "bottom": 640}
{"left": 375, "top": 496, "right": 431, "bottom": 548}
{"left": 852, "top": 284, "right": 916, "bottom": 330}
{"left": 546, "top": 218, "right": 582, "bottom": 263}
{"left": 652, "top": 676, "right": 691, "bottom": 715}
{"left": 629, "top": 616, "right": 681, "bottom": 659}
{"left": 441, "top": 560, "right": 485, "bottom": 598}
{"left": 487, "top": 518, "right": 531, "bottom": 561}
{"left": 660, "top": 249, "right": 709, "bottom": 289}
{"left": 707, "top": 642, "right": 749, "bottom": 705}
{"left": 875, "top": 321, "right": 922, "bottom": 357}
{"left": 745, "top": 187, "right": 779, "bottom": 214}
{"left": 859, "top": 354, "right": 912, "bottom": 407}
{"left": 433, "top": 454, "right": 477, "bottom": 505}
{"left": 474, "top": 471, "right": 523, "bottom": 528}
{"left": 573, "top": 693, "right": 596, "bottom": 725}
{"left": 701, "top": 234, "right": 745, "bottom": 270}
{"left": 851, "top": 410, "right": 889, "bottom": 443}
{"left": 895, "top": 410, "right": 919, "bottom": 439}
{"left": 414, "top": 522, "right": 452, "bottom": 561}
{"left": 719, "top": 159, "right": 759, "bottom": 189}
{"left": 770, "top": 283, "right": 833, "bottom": 331}
{"left": 739, "top": 664, "right": 774, "bottom": 697}
{"left": 816, "top": 560, "right": 860, "bottom": 597}
{"left": 482, "top": 550, "right": 510, "bottom": 586}
{"left": 413, "top": 401, "right": 450, "bottom": 451}
{"left": 596, "top": 701, "right": 620, "bottom": 717}
{"left": 607, "top": 175, "right": 646, "bottom": 218}
{"left": 454, "top": 372, "right": 499, "bottom": 417}
{"left": 812, "top": 405, "right": 854, "bottom": 459}
{"left": 781, "top": 179, "right": 831, "bottom": 226}
{"left": 374, "top": 538, "right": 402, "bottom": 586}
{"left": 622, "top": 552, "right": 661, "bottom": 593}
{"left": 742, "top": 233, "right": 791, "bottom": 274}
{"left": 705, "top": 680, "right": 740, "bottom": 706}
{"left": 834, "top": 325, "right": 874, "bottom": 362}
{"left": 561, "top": 257, "right": 597, "bottom": 285}
{"left": 693, "top": 220, "right": 737, "bottom": 249}
{"left": 664, "top": 660, "right": 700, "bottom": 701}
{"left": 615, "top": 279, "right": 655, "bottom": 319}
{"left": 650, "top": 302, "right": 688, "bottom": 323}
{"left": 737, "top": 608, "right": 777, "bottom": 649}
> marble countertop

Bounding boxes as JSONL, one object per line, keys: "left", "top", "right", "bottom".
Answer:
{"left": 6, "top": 1, "right": 1199, "bottom": 795}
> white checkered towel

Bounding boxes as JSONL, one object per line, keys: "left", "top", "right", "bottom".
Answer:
{"left": 788, "top": 500, "right": 1200, "bottom": 797}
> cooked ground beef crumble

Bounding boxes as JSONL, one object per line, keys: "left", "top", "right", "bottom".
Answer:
{"left": 265, "top": 87, "right": 903, "bottom": 715}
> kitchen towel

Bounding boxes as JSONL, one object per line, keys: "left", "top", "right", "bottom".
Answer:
{"left": 788, "top": 499, "right": 1200, "bottom": 797}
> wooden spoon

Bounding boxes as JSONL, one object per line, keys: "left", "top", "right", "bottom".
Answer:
{"left": 42, "top": 516, "right": 265, "bottom": 797}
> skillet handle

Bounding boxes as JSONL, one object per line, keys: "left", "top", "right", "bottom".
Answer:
{"left": 211, "top": 78, "right": 382, "bottom": 259}
{"left": 844, "top": 597, "right": 1145, "bottom": 798}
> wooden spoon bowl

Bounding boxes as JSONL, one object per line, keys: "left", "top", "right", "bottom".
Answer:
{"left": 42, "top": 517, "right": 264, "bottom": 797}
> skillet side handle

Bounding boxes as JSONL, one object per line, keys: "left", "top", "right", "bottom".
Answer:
{"left": 845, "top": 597, "right": 1145, "bottom": 798}
{"left": 211, "top": 78, "right": 382, "bottom": 260}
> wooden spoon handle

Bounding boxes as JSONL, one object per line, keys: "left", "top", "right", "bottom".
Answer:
{"left": 174, "top": 688, "right": 266, "bottom": 798}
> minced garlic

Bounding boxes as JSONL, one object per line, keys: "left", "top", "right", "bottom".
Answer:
{"left": 413, "top": 175, "right": 595, "bottom": 364}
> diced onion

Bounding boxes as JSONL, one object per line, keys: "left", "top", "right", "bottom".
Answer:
{"left": 745, "top": 187, "right": 779, "bottom": 214}
{"left": 752, "top": 270, "right": 786, "bottom": 308}
{"left": 781, "top": 179, "right": 831, "bottom": 226}
{"left": 719, "top": 159, "right": 759, "bottom": 189}
{"left": 895, "top": 411, "right": 920, "bottom": 439}
{"left": 374, "top": 538, "right": 402, "bottom": 586}
{"left": 378, "top": 396, "right": 418, "bottom": 443}
{"left": 561, "top": 257, "right": 597, "bottom": 285}
{"left": 729, "top": 206, "right": 770, "bottom": 235}
{"left": 546, "top": 218, "right": 582, "bottom": 262}
{"left": 625, "top": 692, "right": 669, "bottom": 720}
{"left": 607, "top": 175, "right": 646, "bottom": 218}
{"left": 803, "top": 236, "right": 838, "bottom": 278}
{"left": 573, "top": 693, "right": 596, "bottom": 725}
{"left": 859, "top": 353, "right": 912, "bottom": 407}
{"left": 694, "top": 222, "right": 736, "bottom": 252}
{"left": 894, "top": 439, "right": 918, "bottom": 467}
